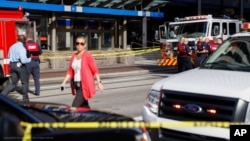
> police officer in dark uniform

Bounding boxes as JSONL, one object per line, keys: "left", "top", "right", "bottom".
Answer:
{"left": 0, "top": 35, "right": 31, "bottom": 103}
{"left": 196, "top": 36, "right": 204, "bottom": 57}
{"left": 177, "top": 37, "right": 185, "bottom": 72}
{"left": 177, "top": 38, "right": 193, "bottom": 72}
{"left": 26, "top": 37, "right": 42, "bottom": 96}
{"left": 196, "top": 37, "right": 210, "bottom": 66}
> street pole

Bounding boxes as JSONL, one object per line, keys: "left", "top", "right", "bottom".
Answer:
{"left": 240, "top": 0, "right": 244, "bottom": 21}
{"left": 197, "top": 0, "right": 201, "bottom": 15}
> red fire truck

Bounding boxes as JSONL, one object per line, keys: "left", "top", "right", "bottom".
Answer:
{"left": 0, "top": 7, "right": 35, "bottom": 91}
{"left": 157, "top": 15, "right": 242, "bottom": 67}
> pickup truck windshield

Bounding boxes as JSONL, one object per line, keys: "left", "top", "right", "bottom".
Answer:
{"left": 202, "top": 39, "right": 250, "bottom": 72}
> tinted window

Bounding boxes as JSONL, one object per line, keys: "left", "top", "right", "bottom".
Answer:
{"left": 211, "top": 22, "right": 220, "bottom": 36}
{"left": 159, "top": 26, "right": 166, "bottom": 39}
{"left": 168, "top": 22, "right": 207, "bottom": 39}
{"left": 229, "top": 23, "right": 236, "bottom": 35}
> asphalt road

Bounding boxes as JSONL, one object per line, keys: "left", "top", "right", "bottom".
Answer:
{"left": 10, "top": 63, "right": 174, "bottom": 119}
{"left": 24, "top": 70, "right": 171, "bottom": 120}
{"left": 39, "top": 64, "right": 178, "bottom": 80}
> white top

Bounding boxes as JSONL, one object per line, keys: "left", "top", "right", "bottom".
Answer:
{"left": 72, "top": 58, "right": 81, "bottom": 81}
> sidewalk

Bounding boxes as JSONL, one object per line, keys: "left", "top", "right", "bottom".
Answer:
{"left": 38, "top": 60, "right": 163, "bottom": 81}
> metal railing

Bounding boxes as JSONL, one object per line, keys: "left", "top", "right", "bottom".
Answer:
{"left": 130, "top": 41, "right": 160, "bottom": 50}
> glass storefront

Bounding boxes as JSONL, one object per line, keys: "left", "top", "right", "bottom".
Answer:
{"left": 89, "top": 32, "right": 99, "bottom": 50}
{"left": 55, "top": 31, "right": 113, "bottom": 51}
{"left": 57, "top": 31, "right": 67, "bottom": 50}
{"left": 55, "top": 19, "right": 114, "bottom": 51}
{"left": 103, "top": 33, "right": 112, "bottom": 49}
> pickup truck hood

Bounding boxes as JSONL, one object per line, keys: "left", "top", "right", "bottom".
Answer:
{"left": 152, "top": 68, "right": 250, "bottom": 101}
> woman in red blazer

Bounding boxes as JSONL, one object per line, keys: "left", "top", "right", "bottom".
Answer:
{"left": 61, "top": 35, "right": 104, "bottom": 108}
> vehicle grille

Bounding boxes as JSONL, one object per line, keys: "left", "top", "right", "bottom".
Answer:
{"left": 160, "top": 128, "right": 228, "bottom": 141}
{"left": 158, "top": 90, "right": 243, "bottom": 121}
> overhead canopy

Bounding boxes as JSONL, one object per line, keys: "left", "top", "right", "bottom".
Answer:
{"left": 8, "top": 0, "right": 168, "bottom": 11}
{"left": 50, "top": 0, "right": 168, "bottom": 11}
{"left": 1, "top": 0, "right": 167, "bottom": 18}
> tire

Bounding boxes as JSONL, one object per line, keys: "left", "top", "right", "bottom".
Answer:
{"left": 148, "top": 128, "right": 159, "bottom": 141}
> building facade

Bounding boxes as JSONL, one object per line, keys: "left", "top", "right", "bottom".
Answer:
{"left": 1, "top": 0, "right": 250, "bottom": 52}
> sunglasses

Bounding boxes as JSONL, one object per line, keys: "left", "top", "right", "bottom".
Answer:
{"left": 75, "top": 42, "right": 85, "bottom": 46}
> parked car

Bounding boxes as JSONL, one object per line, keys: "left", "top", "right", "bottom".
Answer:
{"left": 143, "top": 30, "right": 250, "bottom": 140}
{"left": 0, "top": 95, "right": 151, "bottom": 141}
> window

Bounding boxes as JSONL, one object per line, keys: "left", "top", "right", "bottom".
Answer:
{"left": 229, "top": 23, "right": 236, "bottom": 35}
{"left": 57, "top": 19, "right": 72, "bottom": 30}
{"left": 101, "top": 21, "right": 113, "bottom": 30}
{"left": 87, "top": 20, "right": 99, "bottom": 30}
{"left": 73, "top": 20, "right": 86, "bottom": 29}
{"left": 102, "top": 33, "right": 112, "bottom": 49}
{"left": 159, "top": 26, "right": 166, "bottom": 39}
{"left": 168, "top": 22, "right": 207, "bottom": 39}
{"left": 211, "top": 22, "right": 220, "bottom": 36}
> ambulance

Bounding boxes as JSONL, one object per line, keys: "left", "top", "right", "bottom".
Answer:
{"left": 157, "top": 14, "right": 242, "bottom": 67}
{"left": 0, "top": 7, "right": 36, "bottom": 90}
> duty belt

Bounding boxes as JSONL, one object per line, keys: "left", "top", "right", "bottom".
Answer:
{"left": 10, "top": 62, "right": 23, "bottom": 67}
{"left": 31, "top": 56, "right": 39, "bottom": 58}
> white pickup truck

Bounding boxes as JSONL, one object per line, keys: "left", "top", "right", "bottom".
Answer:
{"left": 143, "top": 31, "right": 250, "bottom": 141}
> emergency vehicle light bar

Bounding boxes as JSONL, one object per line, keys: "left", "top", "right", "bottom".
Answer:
{"left": 175, "top": 15, "right": 212, "bottom": 22}
{"left": 241, "top": 23, "right": 250, "bottom": 30}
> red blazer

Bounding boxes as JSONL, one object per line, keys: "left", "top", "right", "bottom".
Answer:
{"left": 67, "top": 51, "right": 99, "bottom": 100}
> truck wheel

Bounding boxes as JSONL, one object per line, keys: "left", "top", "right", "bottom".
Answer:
{"left": 0, "top": 78, "right": 10, "bottom": 92}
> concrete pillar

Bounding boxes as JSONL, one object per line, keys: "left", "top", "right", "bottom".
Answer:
{"left": 70, "top": 33, "right": 73, "bottom": 51}
{"left": 66, "top": 32, "right": 70, "bottom": 49}
{"left": 240, "top": 0, "right": 244, "bottom": 21}
{"left": 114, "top": 20, "right": 118, "bottom": 48}
{"left": 122, "top": 17, "right": 127, "bottom": 49}
{"left": 111, "top": 33, "right": 114, "bottom": 48}
{"left": 98, "top": 22, "right": 101, "bottom": 50}
{"left": 142, "top": 16, "right": 147, "bottom": 48}
{"left": 47, "top": 17, "right": 51, "bottom": 50}
{"left": 220, "top": 0, "right": 224, "bottom": 15}
{"left": 119, "top": 22, "right": 122, "bottom": 49}
{"left": 98, "top": 33, "right": 101, "bottom": 50}
{"left": 51, "top": 12, "right": 56, "bottom": 52}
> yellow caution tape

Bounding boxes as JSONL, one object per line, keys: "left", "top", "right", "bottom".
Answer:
{"left": 21, "top": 121, "right": 247, "bottom": 141}
{"left": 40, "top": 47, "right": 160, "bottom": 60}
{"left": 20, "top": 121, "right": 247, "bottom": 129}
{"left": 20, "top": 122, "right": 32, "bottom": 141}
